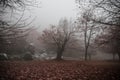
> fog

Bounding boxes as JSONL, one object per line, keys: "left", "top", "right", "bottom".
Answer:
{"left": 0, "top": 0, "right": 120, "bottom": 61}
{"left": 0, "top": 0, "right": 120, "bottom": 79}
{"left": 30, "top": 0, "right": 77, "bottom": 29}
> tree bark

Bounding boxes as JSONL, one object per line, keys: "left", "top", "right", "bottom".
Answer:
{"left": 56, "top": 38, "right": 67, "bottom": 60}
{"left": 112, "top": 53, "right": 115, "bottom": 61}
{"left": 85, "top": 46, "right": 88, "bottom": 61}
{"left": 88, "top": 54, "right": 91, "bottom": 60}
{"left": 56, "top": 49, "right": 64, "bottom": 60}
{"left": 118, "top": 53, "right": 120, "bottom": 61}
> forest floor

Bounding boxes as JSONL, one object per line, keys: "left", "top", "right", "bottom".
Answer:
{"left": 0, "top": 60, "right": 120, "bottom": 80}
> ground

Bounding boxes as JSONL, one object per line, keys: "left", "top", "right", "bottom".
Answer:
{"left": 0, "top": 60, "right": 120, "bottom": 80}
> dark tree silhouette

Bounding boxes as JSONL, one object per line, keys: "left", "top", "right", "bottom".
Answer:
{"left": 77, "top": 10, "right": 100, "bottom": 60}
{"left": 91, "top": 0, "right": 120, "bottom": 61}
{"left": 76, "top": 0, "right": 120, "bottom": 61}
{"left": 0, "top": 0, "right": 35, "bottom": 54}
{"left": 39, "top": 19, "right": 78, "bottom": 60}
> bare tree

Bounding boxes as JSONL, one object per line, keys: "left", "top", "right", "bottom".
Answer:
{"left": 39, "top": 19, "right": 78, "bottom": 60}
{"left": 89, "top": 0, "right": 120, "bottom": 26}
{"left": 0, "top": 0, "right": 37, "bottom": 54}
{"left": 77, "top": 10, "right": 100, "bottom": 60}
{"left": 76, "top": 0, "right": 120, "bottom": 26}
{"left": 76, "top": 0, "right": 120, "bottom": 61}
{"left": 89, "top": 0, "right": 120, "bottom": 61}
{"left": 95, "top": 28, "right": 119, "bottom": 60}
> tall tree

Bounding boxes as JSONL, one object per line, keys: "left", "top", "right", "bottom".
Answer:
{"left": 90, "top": 0, "right": 120, "bottom": 60}
{"left": 95, "top": 28, "right": 118, "bottom": 60}
{"left": 39, "top": 19, "right": 78, "bottom": 60}
{"left": 0, "top": 0, "right": 36, "bottom": 54}
{"left": 77, "top": 10, "right": 100, "bottom": 60}
{"left": 76, "top": 0, "right": 120, "bottom": 61}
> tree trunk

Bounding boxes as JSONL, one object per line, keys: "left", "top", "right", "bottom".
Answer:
{"left": 56, "top": 39, "right": 67, "bottom": 60}
{"left": 85, "top": 47, "right": 88, "bottom": 61}
{"left": 118, "top": 53, "right": 120, "bottom": 61}
{"left": 112, "top": 53, "right": 115, "bottom": 61}
{"left": 56, "top": 49, "right": 63, "bottom": 60}
{"left": 88, "top": 54, "right": 91, "bottom": 60}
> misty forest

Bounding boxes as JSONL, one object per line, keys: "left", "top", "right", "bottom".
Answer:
{"left": 0, "top": 0, "right": 120, "bottom": 80}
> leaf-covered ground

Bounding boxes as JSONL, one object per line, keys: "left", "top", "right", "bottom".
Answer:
{"left": 0, "top": 60, "right": 120, "bottom": 80}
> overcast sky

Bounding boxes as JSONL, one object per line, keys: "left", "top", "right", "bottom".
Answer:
{"left": 29, "top": 0, "right": 77, "bottom": 30}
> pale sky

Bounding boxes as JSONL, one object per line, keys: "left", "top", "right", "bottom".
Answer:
{"left": 29, "top": 0, "right": 77, "bottom": 29}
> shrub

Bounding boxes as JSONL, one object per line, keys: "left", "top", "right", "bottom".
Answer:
{"left": 23, "top": 54, "right": 33, "bottom": 61}
{"left": 0, "top": 53, "right": 8, "bottom": 61}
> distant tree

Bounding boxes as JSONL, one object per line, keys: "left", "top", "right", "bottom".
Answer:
{"left": 39, "top": 19, "right": 78, "bottom": 60}
{"left": 95, "top": 29, "right": 118, "bottom": 60}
